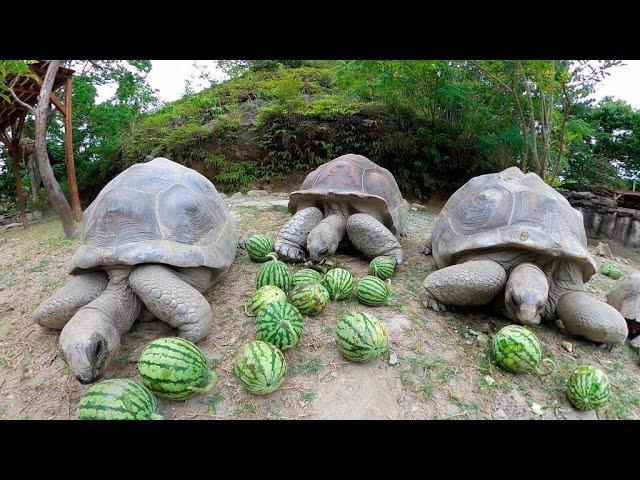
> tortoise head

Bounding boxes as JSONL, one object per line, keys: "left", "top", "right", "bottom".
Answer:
{"left": 58, "top": 310, "right": 120, "bottom": 384}
{"left": 504, "top": 263, "right": 549, "bottom": 325}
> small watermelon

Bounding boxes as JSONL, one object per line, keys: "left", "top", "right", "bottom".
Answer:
{"left": 335, "top": 312, "right": 388, "bottom": 362}
{"left": 246, "top": 234, "right": 275, "bottom": 262}
{"left": 289, "top": 281, "right": 329, "bottom": 315}
{"left": 567, "top": 365, "right": 611, "bottom": 411}
{"left": 234, "top": 341, "right": 287, "bottom": 395}
{"left": 492, "top": 325, "right": 555, "bottom": 376}
{"left": 247, "top": 285, "right": 287, "bottom": 317}
{"left": 256, "top": 301, "right": 304, "bottom": 350}
{"left": 322, "top": 268, "right": 354, "bottom": 301}
{"left": 291, "top": 268, "right": 323, "bottom": 288}
{"left": 138, "top": 337, "right": 217, "bottom": 400}
{"left": 355, "top": 275, "right": 390, "bottom": 306}
{"left": 369, "top": 256, "right": 396, "bottom": 280}
{"left": 256, "top": 252, "right": 292, "bottom": 292}
{"left": 77, "top": 379, "right": 163, "bottom": 420}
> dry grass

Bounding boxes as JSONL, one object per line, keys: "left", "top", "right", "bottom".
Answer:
{"left": 1, "top": 203, "right": 640, "bottom": 420}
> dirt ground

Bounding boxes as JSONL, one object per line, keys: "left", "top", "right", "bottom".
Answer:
{"left": 1, "top": 198, "right": 640, "bottom": 420}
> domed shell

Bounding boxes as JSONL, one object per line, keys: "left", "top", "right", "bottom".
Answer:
{"left": 606, "top": 272, "right": 640, "bottom": 321}
{"left": 288, "top": 154, "right": 407, "bottom": 234}
{"left": 431, "top": 167, "right": 596, "bottom": 281}
{"left": 70, "top": 158, "right": 237, "bottom": 273}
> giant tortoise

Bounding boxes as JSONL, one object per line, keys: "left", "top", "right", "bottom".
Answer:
{"left": 275, "top": 154, "right": 408, "bottom": 264}
{"left": 33, "top": 157, "right": 237, "bottom": 383}
{"left": 606, "top": 271, "right": 640, "bottom": 334}
{"left": 422, "top": 166, "right": 628, "bottom": 345}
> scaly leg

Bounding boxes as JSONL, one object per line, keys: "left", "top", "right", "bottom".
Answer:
{"left": 422, "top": 260, "right": 507, "bottom": 312}
{"left": 275, "top": 207, "right": 324, "bottom": 262}
{"left": 346, "top": 213, "right": 404, "bottom": 265}
{"left": 129, "top": 264, "right": 213, "bottom": 343}
{"left": 33, "top": 271, "right": 108, "bottom": 330}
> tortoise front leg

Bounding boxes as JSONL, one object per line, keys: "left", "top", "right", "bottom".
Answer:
{"left": 33, "top": 271, "right": 109, "bottom": 330}
{"left": 129, "top": 264, "right": 213, "bottom": 343}
{"left": 556, "top": 292, "right": 628, "bottom": 344}
{"left": 275, "top": 207, "right": 324, "bottom": 263}
{"left": 345, "top": 213, "right": 404, "bottom": 265}
{"left": 422, "top": 260, "right": 507, "bottom": 312}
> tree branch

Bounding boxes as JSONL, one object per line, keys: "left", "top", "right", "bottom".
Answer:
{"left": 8, "top": 77, "right": 35, "bottom": 113}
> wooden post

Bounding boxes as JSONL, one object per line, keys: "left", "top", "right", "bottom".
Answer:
{"left": 63, "top": 75, "right": 82, "bottom": 222}
{"left": 10, "top": 149, "right": 27, "bottom": 228}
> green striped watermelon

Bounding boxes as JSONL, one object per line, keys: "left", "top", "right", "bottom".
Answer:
{"left": 492, "top": 325, "right": 555, "bottom": 376}
{"left": 355, "top": 275, "right": 390, "bottom": 306}
{"left": 567, "top": 365, "right": 610, "bottom": 411}
{"left": 246, "top": 234, "right": 275, "bottom": 262}
{"left": 234, "top": 341, "right": 287, "bottom": 395}
{"left": 335, "top": 312, "right": 388, "bottom": 362}
{"left": 77, "top": 379, "right": 163, "bottom": 420}
{"left": 289, "top": 282, "right": 329, "bottom": 315}
{"left": 322, "top": 268, "right": 354, "bottom": 301}
{"left": 369, "top": 256, "right": 395, "bottom": 280}
{"left": 291, "top": 268, "right": 323, "bottom": 288}
{"left": 138, "top": 337, "right": 217, "bottom": 400}
{"left": 247, "top": 285, "right": 287, "bottom": 317}
{"left": 256, "top": 252, "right": 292, "bottom": 292}
{"left": 256, "top": 301, "right": 303, "bottom": 350}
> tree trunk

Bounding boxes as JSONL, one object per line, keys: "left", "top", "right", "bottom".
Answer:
{"left": 524, "top": 77, "right": 539, "bottom": 174}
{"left": 27, "top": 153, "right": 41, "bottom": 202}
{"left": 34, "top": 60, "right": 79, "bottom": 239}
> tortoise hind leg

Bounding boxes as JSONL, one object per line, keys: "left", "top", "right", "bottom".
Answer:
{"left": 422, "top": 260, "right": 507, "bottom": 312}
{"left": 346, "top": 213, "right": 404, "bottom": 265}
{"left": 33, "top": 271, "right": 109, "bottom": 330}
{"left": 129, "top": 264, "right": 213, "bottom": 343}
{"left": 275, "top": 207, "right": 324, "bottom": 263}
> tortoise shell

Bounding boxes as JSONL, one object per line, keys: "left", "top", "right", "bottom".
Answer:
{"left": 289, "top": 154, "right": 407, "bottom": 234}
{"left": 606, "top": 272, "right": 640, "bottom": 321}
{"left": 430, "top": 166, "right": 596, "bottom": 281}
{"left": 70, "top": 157, "right": 237, "bottom": 273}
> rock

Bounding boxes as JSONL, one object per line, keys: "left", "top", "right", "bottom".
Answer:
{"left": 219, "top": 192, "right": 228, "bottom": 199}
{"left": 562, "top": 408, "right": 598, "bottom": 420}
{"left": 629, "top": 335, "right": 640, "bottom": 352}
{"left": 530, "top": 402, "right": 544, "bottom": 416}
{"left": 388, "top": 351, "right": 398, "bottom": 366}
{"left": 386, "top": 315, "right": 411, "bottom": 335}
{"left": 596, "top": 242, "right": 613, "bottom": 258}
{"left": 230, "top": 192, "right": 244, "bottom": 201}
{"left": 4, "top": 222, "right": 22, "bottom": 230}
{"left": 483, "top": 375, "right": 495, "bottom": 386}
{"left": 445, "top": 405, "right": 462, "bottom": 417}
{"left": 492, "top": 408, "right": 507, "bottom": 420}
{"left": 246, "top": 189, "right": 269, "bottom": 198}
{"left": 561, "top": 341, "right": 573, "bottom": 353}
{"left": 0, "top": 284, "right": 4, "bottom": 292}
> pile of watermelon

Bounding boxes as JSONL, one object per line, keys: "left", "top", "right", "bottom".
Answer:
{"left": 77, "top": 336, "right": 218, "bottom": 420}
{"left": 490, "top": 324, "right": 612, "bottom": 412}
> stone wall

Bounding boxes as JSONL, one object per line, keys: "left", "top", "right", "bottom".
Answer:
{"left": 562, "top": 191, "right": 640, "bottom": 247}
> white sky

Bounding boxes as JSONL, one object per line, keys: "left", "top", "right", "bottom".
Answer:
{"left": 95, "top": 60, "right": 640, "bottom": 108}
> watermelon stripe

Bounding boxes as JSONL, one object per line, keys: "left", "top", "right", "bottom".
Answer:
{"left": 143, "top": 343, "right": 206, "bottom": 365}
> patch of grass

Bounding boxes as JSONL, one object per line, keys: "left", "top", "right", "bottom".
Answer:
{"left": 233, "top": 402, "right": 257, "bottom": 417}
{"left": 207, "top": 393, "right": 225, "bottom": 415}
{"left": 300, "top": 390, "right": 316, "bottom": 403}
{"left": 289, "top": 355, "right": 323, "bottom": 375}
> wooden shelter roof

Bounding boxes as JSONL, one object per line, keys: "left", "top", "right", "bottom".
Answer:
{"left": 0, "top": 61, "right": 74, "bottom": 130}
